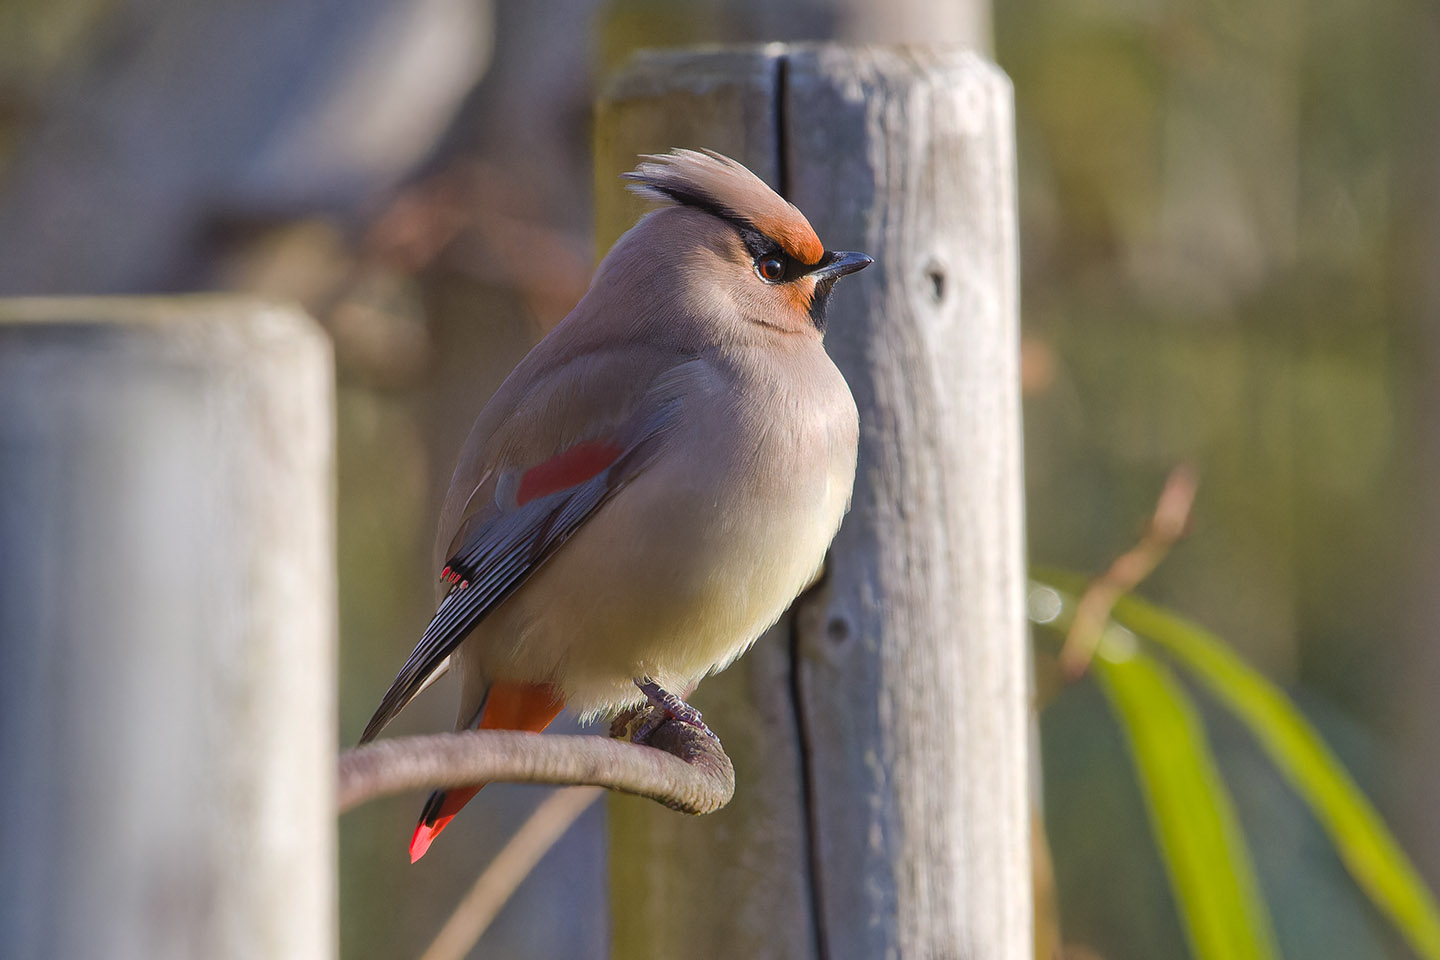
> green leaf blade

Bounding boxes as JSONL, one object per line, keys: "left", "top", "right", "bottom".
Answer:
{"left": 1031, "top": 570, "right": 1440, "bottom": 960}
{"left": 1109, "top": 591, "right": 1440, "bottom": 960}
{"left": 1093, "top": 644, "right": 1283, "bottom": 960}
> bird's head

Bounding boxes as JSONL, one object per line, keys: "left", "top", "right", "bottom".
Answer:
{"left": 601, "top": 149, "right": 872, "bottom": 339}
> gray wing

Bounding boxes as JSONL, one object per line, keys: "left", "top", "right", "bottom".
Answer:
{"left": 357, "top": 401, "right": 679, "bottom": 744}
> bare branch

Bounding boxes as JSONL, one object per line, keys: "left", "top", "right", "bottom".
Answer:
{"left": 337, "top": 722, "right": 734, "bottom": 815}
{"left": 1059, "top": 463, "right": 1200, "bottom": 678}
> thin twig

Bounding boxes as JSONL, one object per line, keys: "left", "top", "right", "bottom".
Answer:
{"left": 1059, "top": 463, "right": 1200, "bottom": 678}
{"left": 338, "top": 722, "right": 734, "bottom": 815}
{"left": 417, "top": 786, "right": 605, "bottom": 960}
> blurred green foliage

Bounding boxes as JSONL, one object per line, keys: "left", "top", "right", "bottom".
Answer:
{"left": 1000, "top": 0, "right": 1433, "bottom": 691}
{"left": 1000, "top": 0, "right": 1440, "bottom": 954}
{"left": 1034, "top": 575, "right": 1440, "bottom": 960}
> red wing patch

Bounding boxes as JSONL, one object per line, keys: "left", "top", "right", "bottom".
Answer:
{"left": 516, "top": 441, "right": 623, "bottom": 505}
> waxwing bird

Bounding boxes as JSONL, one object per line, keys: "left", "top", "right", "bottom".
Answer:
{"left": 359, "top": 148, "right": 872, "bottom": 861}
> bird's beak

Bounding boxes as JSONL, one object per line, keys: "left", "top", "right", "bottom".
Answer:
{"left": 809, "top": 250, "right": 874, "bottom": 282}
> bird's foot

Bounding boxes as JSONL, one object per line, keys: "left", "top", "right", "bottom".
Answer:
{"left": 618, "top": 678, "right": 720, "bottom": 744}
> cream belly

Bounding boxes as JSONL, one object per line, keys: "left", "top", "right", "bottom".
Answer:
{"left": 455, "top": 350, "right": 858, "bottom": 721}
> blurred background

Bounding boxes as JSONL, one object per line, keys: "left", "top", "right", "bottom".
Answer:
{"left": 2, "top": 0, "right": 1437, "bottom": 957}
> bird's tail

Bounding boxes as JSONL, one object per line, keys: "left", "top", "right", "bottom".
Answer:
{"left": 408, "top": 681, "right": 564, "bottom": 863}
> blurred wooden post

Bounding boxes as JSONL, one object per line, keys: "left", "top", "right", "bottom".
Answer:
{"left": 0, "top": 298, "right": 335, "bottom": 959}
{"left": 598, "top": 46, "right": 1030, "bottom": 959}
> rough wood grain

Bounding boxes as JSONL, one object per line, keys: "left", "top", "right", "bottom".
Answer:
{"left": 0, "top": 297, "right": 335, "bottom": 960}
{"left": 597, "top": 46, "right": 1030, "bottom": 960}
{"left": 785, "top": 47, "right": 1030, "bottom": 960}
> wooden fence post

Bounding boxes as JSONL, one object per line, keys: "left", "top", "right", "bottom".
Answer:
{"left": 0, "top": 297, "right": 336, "bottom": 959}
{"left": 598, "top": 46, "right": 1030, "bottom": 959}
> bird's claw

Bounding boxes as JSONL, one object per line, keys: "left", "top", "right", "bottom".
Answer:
{"left": 620, "top": 678, "right": 720, "bottom": 744}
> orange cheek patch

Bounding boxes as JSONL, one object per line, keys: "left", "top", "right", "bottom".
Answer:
{"left": 784, "top": 279, "right": 817, "bottom": 316}
{"left": 517, "top": 441, "right": 623, "bottom": 504}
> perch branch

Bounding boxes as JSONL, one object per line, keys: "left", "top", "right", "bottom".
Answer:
{"left": 337, "top": 721, "right": 734, "bottom": 815}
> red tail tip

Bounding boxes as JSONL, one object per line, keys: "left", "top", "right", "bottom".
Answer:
{"left": 409, "top": 815, "right": 454, "bottom": 863}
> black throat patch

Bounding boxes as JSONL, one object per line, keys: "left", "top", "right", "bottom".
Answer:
{"left": 808, "top": 277, "right": 838, "bottom": 332}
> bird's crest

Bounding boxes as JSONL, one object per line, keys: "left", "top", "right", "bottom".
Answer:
{"left": 624, "top": 149, "right": 825, "bottom": 266}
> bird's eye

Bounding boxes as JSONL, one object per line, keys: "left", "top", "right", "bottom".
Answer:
{"left": 757, "top": 256, "right": 785, "bottom": 282}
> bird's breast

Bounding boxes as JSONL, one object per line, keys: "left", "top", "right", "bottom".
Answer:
{"left": 475, "top": 344, "right": 859, "bottom": 716}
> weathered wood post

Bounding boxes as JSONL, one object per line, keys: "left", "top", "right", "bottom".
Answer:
{"left": 0, "top": 298, "right": 335, "bottom": 959}
{"left": 598, "top": 46, "right": 1030, "bottom": 959}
